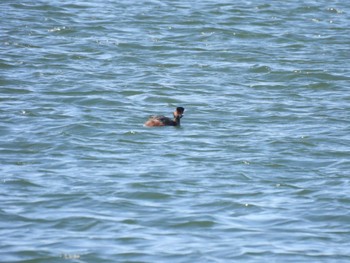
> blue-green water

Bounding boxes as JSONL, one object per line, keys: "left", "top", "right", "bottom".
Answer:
{"left": 1, "top": 0, "right": 350, "bottom": 262}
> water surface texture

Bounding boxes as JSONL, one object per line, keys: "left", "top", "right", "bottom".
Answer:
{"left": 1, "top": 0, "right": 350, "bottom": 262}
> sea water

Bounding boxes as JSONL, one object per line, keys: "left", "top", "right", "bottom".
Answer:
{"left": 1, "top": 0, "right": 350, "bottom": 262}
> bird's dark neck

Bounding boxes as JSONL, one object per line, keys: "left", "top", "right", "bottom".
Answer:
{"left": 173, "top": 116, "right": 181, "bottom": 126}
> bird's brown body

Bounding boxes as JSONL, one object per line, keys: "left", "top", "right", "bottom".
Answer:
{"left": 144, "top": 107, "right": 185, "bottom": 127}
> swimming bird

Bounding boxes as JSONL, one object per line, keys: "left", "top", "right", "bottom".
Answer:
{"left": 144, "top": 107, "right": 185, "bottom": 127}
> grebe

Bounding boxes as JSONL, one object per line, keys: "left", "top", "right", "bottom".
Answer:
{"left": 144, "top": 107, "right": 185, "bottom": 127}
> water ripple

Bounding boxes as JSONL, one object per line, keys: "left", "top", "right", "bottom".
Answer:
{"left": 1, "top": 0, "right": 350, "bottom": 262}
